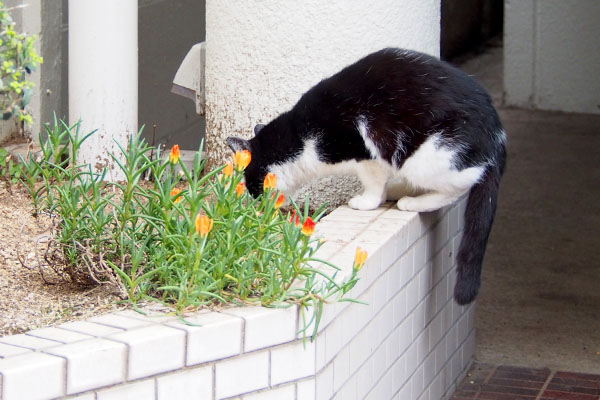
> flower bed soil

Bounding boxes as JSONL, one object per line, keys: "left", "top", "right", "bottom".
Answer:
{"left": 0, "top": 185, "right": 124, "bottom": 336}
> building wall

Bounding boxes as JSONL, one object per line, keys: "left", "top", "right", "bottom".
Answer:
{"left": 39, "top": 0, "right": 68, "bottom": 132}
{"left": 441, "top": 0, "right": 503, "bottom": 60}
{"left": 138, "top": 0, "right": 205, "bottom": 151}
{"left": 205, "top": 0, "right": 441, "bottom": 209}
{"left": 504, "top": 0, "right": 600, "bottom": 114}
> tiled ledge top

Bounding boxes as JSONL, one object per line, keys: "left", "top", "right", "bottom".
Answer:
{"left": 0, "top": 202, "right": 454, "bottom": 392}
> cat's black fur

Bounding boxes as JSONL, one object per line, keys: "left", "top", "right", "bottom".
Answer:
{"left": 227, "top": 48, "right": 506, "bottom": 305}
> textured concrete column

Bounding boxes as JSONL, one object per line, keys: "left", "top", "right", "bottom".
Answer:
{"left": 205, "top": 0, "right": 440, "bottom": 206}
{"left": 69, "top": 0, "right": 138, "bottom": 180}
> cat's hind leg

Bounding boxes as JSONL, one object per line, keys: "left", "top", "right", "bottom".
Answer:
{"left": 395, "top": 134, "right": 486, "bottom": 212}
{"left": 348, "top": 160, "right": 391, "bottom": 210}
{"left": 396, "top": 190, "right": 465, "bottom": 212}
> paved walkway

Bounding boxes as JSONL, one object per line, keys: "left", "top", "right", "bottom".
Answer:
{"left": 452, "top": 363, "right": 600, "bottom": 400}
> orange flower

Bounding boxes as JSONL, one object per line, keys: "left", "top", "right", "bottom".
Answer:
{"left": 233, "top": 150, "right": 251, "bottom": 171}
{"left": 263, "top": 172, "right": 277, "bottom": 191}
{"left": 195, "top": 214, "right": 214, "bottom": 237}
{"left": 274, "top": 193, "right": 285, "bottom": 209}
{"left": 354, "top": 247, "right": 368, "bottom": 271}
{"left": 223, "top": 161, "right": 234, "bottom": 177}
{"left": 290, "top": 210, "right": 301, "bottom": 227}
{"left": 170, "top": 187, "right": 183, "bottom": 204}
{"left": 169, "top": 144, "right": 180, "bottom": 164}
{"left": 235, "top": 182, "right": 246, "bottom": 197}
{"left": 301, "top": 217, "right": 316, "bottom": 236}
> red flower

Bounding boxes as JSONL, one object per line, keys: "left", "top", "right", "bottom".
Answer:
{"left": 263, "top": 172, "right": 277, "bottom": 191}
{"left": 195, "top": 214, "right": 214, "bottom": 237}
{"left": 169, "top": 144, "right": 180, "bottom": 164}
{"left": 170, "top": 187, "right": 183, "bottom": 204}
{"left": 290, "top": 210, "right": 301, "bottom": 227}
{"left": 235, "top": 182, "right": 246, "bottom": 197}
{"left": 354, "top": 247, "right": 368, "bottom": 271}
{"left": 223, "top": 161, "right": 234, "bottom": 177}
{"left": 273, "top": 193, "right": 285, "bottom": 209}
{"left": 233, "top": 150, "right": 251, "bottom": 171}
{"left": 301, "top": 217, "right": 316, "bottom": 236}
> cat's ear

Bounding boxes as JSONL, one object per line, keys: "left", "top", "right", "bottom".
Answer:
{"left": 254, "top": 124, "right": 266, "bottom": 136}
{"left": 226, "top": 137, "right": 251, "bottom": 153}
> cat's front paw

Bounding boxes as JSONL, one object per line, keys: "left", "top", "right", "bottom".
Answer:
{"left": 348, "top": 195, "right": 380, "bottom": 211}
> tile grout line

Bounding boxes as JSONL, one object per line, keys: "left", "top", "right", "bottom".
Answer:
{"left": 54, "top": 352, "right": 68, "bottom": 398}
{"left": 240, "top": 315, "right": 246, "bottom": 354}
{"left": 212, "top": 363, "right": 216, "bottom": 400}
{"left": 123, "top": 341, "right": 130, "bottom": 384}
{"left": 534, "top": 369, "right": 555, "bottom": 400}
{"left": 154, "top": 370, "right": 158, "bottom": 400}
{"left": 268, "top": 348, "right": 272, "bottom": 389}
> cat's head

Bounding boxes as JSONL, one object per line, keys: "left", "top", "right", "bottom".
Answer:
{"left": 226, "top": 118, "right": 303, "bottom": 198}
{"left": 226, "top": 124, "right": 269, "bottom": 197}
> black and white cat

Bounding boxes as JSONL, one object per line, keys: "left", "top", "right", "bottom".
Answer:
{"left": 227, "top": 48, "right": 506, "bottom": 305}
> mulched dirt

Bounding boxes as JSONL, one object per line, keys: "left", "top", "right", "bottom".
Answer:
{"left": 0, "top": 184, "right": 124, "bottom": 337}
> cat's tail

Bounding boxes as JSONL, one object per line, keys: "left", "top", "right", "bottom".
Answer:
{"left": 453, "top": 165, "right": 502, "bottom": 305}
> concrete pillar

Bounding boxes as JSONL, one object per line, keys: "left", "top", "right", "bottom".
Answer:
{"left": 69, "top": 0, "right": 138, "bottom": 180}
{"left": 204, "top": 0, "right": 440, "bottom": 205}
{"left": 205, "top": 1, "right": 441, "bottom": 167}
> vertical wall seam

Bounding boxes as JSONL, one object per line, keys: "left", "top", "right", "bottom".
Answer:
{"left": 268, "top": 349, "right": 272, "bottom": 388}
{"left": 123, "top": 342, "right": 130, "bottom": 383}
{"left": 532, "top": 0, "right": 539, "bottom": 108}
{"left": 182, "top": 330, "right": 189, "bottom": 369}
{"left": 212, "top": 363, "right": 216, "bottom": 400}
{"left": 59, "top": 354, "right": 68, "bottom": 396}
{"left": 153, "top": 373, "right": 158, "bottom": 400}
{"left": 241, "top": 316, "right": 246, "bottom": 354}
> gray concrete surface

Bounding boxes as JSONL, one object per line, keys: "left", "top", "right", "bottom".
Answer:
{"left": 458, "top": 45, "right": 600, "bottom": 373}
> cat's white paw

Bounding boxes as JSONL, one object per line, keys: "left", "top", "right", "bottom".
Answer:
{"left": 397, "top": 193, "right": 458, "bottom": 212}
{"left": 348, "top": 195, "right": 380, "bottom": 210}
{"left": 397, "top": 196, "right": 427, "bottom": 212}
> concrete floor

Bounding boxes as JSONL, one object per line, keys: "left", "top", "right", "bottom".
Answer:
{"left": 457, "top": 45, "right": 600, "bottom": 374}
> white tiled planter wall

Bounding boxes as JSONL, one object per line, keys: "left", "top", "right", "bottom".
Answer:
{"left": 0, "top": 200, "right": 474, "bottom": 400}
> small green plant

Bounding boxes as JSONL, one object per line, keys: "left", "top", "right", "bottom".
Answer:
{"left": 0, "top": 0, "right": 43, "bottom": 128}
{"left": 21, "top": 119, "right": 366, "bottom": 338}
{"left": 0, "top": 146, "right": 24, "bottom": 193}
